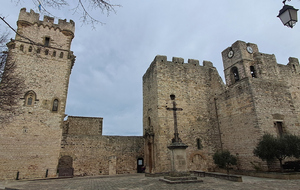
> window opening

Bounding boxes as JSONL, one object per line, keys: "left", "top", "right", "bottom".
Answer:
{"left": 274, "top": 121, "right": 284, "bottom": 137}
{"left": 53, "top": 51, "right": 56, "bottom": 57}
{"left": 52, "top": 99, "right": 59, "bottom": 111}
{"left": 28, "top": 46, "right": 32, "bottom": 52}
{"left": 231, "top": 67, "right": 240, "bottom": 82}
{"left": 45, "top": 49, "right": 49, "bottom": 55}
{"left": 25, "top": 91, "right": 36, "bottom": 106}
{"left": 250, "top": 66, "right": 257, "bottom": 78}
{"left": 37, "top": 48, "right": 41, "bottom": 54}
{"left": 293, "top": 65, "right": 296, "bottom": 73}
{"left": 148, "top": 117, "right": 151, "bottom": 127}
{"left": 27, "top": 97, "right": 32, "bottom": 105}
{"left": 45, "top": 37, "right": 50, "bottom": 47}
{"left": 196, "top": 138, "right": 203, "bottom": 150}
{"left": 60, "top": 52, "right": 64, "bottom": 58}
{"left": 20, "top": 45, "right": 24, "bottom": 52}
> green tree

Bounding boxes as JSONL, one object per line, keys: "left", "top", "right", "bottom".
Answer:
{"left": 213, "top": 150, "right": 237, "bottom": 175}
{"left": 253, "top": 133, "right": 300, "bottom": 172}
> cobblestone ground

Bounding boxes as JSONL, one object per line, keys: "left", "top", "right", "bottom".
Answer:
{"left": 1, "top": 174, "right": 300, "bottom": 190}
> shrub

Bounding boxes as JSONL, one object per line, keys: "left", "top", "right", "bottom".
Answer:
{"left": 213, "top": 150, "right": 237, "bottom": 174}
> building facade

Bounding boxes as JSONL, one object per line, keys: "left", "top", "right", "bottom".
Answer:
{"left": 143, "top": 40, "right": 300, "bottom": 174}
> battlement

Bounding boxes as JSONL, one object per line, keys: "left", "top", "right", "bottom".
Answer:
{"left": 18, "top": 8, "right": 75, "bottom": 34}
{"left": 288, "top": 57, "right": 299, "bottom": 65}
{"left": 152, "top": 55, "right": 213, "bottom": 67}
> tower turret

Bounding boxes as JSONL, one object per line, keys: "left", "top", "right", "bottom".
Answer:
{"left": 222, "top": 41, "right": 258, "bottom": 85}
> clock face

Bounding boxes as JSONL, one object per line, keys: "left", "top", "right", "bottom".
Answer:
{"left": 228, "top": 50, "right": 234, "bottom": 58}
{"left": 247, "top": 46, "right": 253, "bottom": 54}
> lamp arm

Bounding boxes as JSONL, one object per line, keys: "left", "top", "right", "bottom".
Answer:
{"left": 283, "top": 0, "right": 292, "bottom": 5}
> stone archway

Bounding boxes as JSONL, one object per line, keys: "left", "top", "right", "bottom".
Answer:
{"left": 57, "top": 156, "right": 74, "bottom": 177}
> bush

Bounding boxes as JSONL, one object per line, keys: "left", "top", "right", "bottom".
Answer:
{"left": 213, "top": 150, "right": 237, "bottom": 174}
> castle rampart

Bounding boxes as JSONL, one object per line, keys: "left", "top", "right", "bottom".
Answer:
{"left": 60, "top": 116, "right": 144, "bottom": 176}
{"left": 18, "top": 8, "right": 75, "bottom": 35}
{"left": 150, "top": 55, "right": 214, "bottom": 68}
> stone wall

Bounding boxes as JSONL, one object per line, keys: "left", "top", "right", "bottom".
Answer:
{"left": 60, "top": 116, "right": 144, "bottom": 176}
{"left": 216, "top": 78, "right": 262, "bottom": 170}
{"left": 63, "top": 116, "right": 103, "bottom": 136}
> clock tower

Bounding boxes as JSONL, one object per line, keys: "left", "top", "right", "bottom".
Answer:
{"left": 221, "top": 41, "right": 259, "bottom": 86}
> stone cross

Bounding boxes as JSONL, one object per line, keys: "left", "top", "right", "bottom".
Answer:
{"left": 166, "top": 95, "right": 183, "bottom": 143}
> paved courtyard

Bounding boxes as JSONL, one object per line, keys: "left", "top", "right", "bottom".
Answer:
{"left": 1, "top": 174, "right": 300, "bottom": 190}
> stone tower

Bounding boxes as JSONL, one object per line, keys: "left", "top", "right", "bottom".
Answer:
{"left": 0, "top": 8, "right": 75, "bottom": 179}
{"left": 143, "top": 56, "right": 225, "bottom": 175}
{"left": 218, "top": 40, "right": 300, "bottom": 170}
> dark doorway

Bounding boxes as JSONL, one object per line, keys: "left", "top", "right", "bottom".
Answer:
{"left": 137, "top": 158, "right": 144, "bottom": 173}
{"left": 57, "top": 156, "right": 74, "bottom": 177}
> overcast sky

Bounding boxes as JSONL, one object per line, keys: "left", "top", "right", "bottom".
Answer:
{"left": 1, "top": 0, "right": 300, "bottom": 136}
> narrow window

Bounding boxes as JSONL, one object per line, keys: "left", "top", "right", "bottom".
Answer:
{"left": 45, "top": 49, "right": 49, "bottom": 55}
{"left": 45, "top": 37, "right": 50, "bottom": 47}
{"left": 60, "top": 52, "right": 64, "bottom": 58}
{"left": 28, "top": 46, "right": 32, "bottom": 52}
{"left": 27, "top": 97, "right": 32, "bottom": 105}
{"left": 196, "top": 138, "right": 203, "bottom": 150}
{"left": 53, "top": 51, "right": 56, "bottom": 57}
{"left": 250, "top": 66, "right": 257, "bottom": 78}
{"left": 148, "top": 117, "right": 151, "bottom": 127}
{"left": 274, "top": 121, "right": 284, "bottom": 137}
{"left": 52, "top": 99, "right": 59, "bottom": 111}
{"left": 25, "top": 91, "right": 36, "bottom": 106}
{"left": 20, "top": 45, "right": 24, "bottom": 52}
{"left": 37, "top": 48, "right": 41, "bottom": 54}
{"left": 231, "top": 67, "right": 240, "bottom": 83}
{"left": 293, "top": 65, "right": 296, "bottom": 73}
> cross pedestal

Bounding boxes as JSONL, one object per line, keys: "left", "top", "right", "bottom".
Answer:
{"left": 167, "top": 142, "right": 190, "bottom": 177}
{"left": 159, "top": 95, "right": 203, "bottom": 183}
{"left": 160, "top": 142, "right": 202, "bottom": 183}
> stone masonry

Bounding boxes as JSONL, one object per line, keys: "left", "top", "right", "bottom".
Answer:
{"left": 143, "top": 57, "right": 224, "bottom": 174}
{"left": 0, "top": 8, "right": 75, "bottom": 179}
{"left": 218, "top": 41, "right": 300, "bottom": 170}
{"left": 60, "top": 116, "right": 144, "bottom": 177}
{"left": 143, "top": 40, "right": 300, "bottom": 175}
{"left": 1, "top": 8, "right": 300, "bottom": 181}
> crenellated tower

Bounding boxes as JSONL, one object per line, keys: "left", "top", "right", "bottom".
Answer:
{"left": 217, "top": 40, "right": 300, "bottom": 170}
{"left": 222, "top": 40, "right": 259, "bottom": 86}
{"left": 0, "top": 8, "right": 75, "bottom": 179}
{"left": 143, "top": 55, "right": 225, "bottom": 175}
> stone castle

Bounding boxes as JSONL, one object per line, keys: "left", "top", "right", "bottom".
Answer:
{"left": 1, "top": 9, "right": 300, "bottom": 179}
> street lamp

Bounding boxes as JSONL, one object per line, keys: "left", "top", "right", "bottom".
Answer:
{"left": 278, "top": 0, "right": 298, "bottom": 28}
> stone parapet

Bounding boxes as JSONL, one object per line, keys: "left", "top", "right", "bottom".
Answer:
{"left": 18, "top": 8, "right": 75, "bottom": 35}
